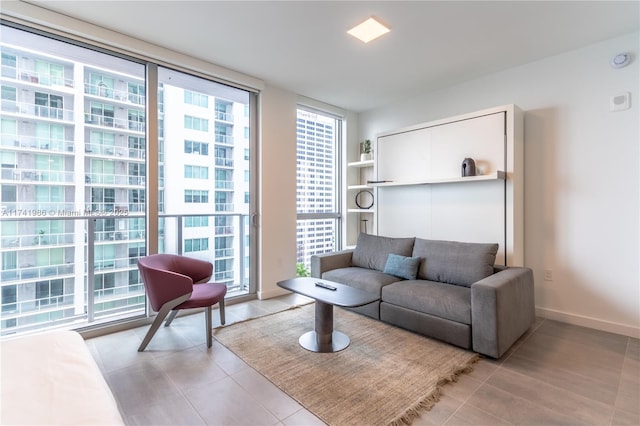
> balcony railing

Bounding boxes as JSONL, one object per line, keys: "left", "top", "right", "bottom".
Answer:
{"left": 128, "top": 121, "right": 145, "bottom": 132}
{"left": 1, "top": 263, "right": 74, "bottom": 283}
{"left": 1, "top": 293, "right": 75, "bottom": 316}
{"left": 125, "top": 204, "right": 144, "bottom": 213}
{"left": 85, "top": 172, "right": 145, "bottom": 186}
{"left": 215, "top": 203, "right": 234, "bottom": 212}
{"left": 82, "top": 143, "right": 145, "bottom": 161}
{"left": 1, "top": 168, "right": 75, "bottom": 184}
{"left": 160, "top": 212, "right": 250, "bottom": 290}
{"left": 0, "top": 215, "right": 147, "bottom": 335}
{"left": 84, "top": 82, "right": 146, "bottom": 106}
{"left": 214, "top": 248, "right": 234, "bottom": 258}
{"left": 21, "top": 70, "right": 74, "bottom": 87}
{"left": 0, "top": 212, "right": 251, "bottom": 337}
{"left": 215, "top": 133, "right": 234, "bottom": 145}
{"left": 93, "top": 254, "right": 138, "bottom": 271}
{"left": 1, "top": 202, "right": 76, "bottom": 211}
{"left": 5, "top": 101, "right": 74, "bottom": 121}
{"left": 214, "top": 225, "right": 235, "bottom": 235}
{"left": 214, "top": 270, "right": 235, "bottom": 281}
{"left": 214, "top": 157, "right": 234, "bottom": 167}
{"left": 0, "top": 231, "right": 74, "bottom": 249}
{"left": 128, "top": 147, "right": 145, "bottom": 160}
{"left": 215, "top": 180, "right": 234, "bottom": 190}
{"left": 0, "top": 64, "right": 74, "bottom": 88}
{"left": 1, "top": 134, "right": 75, "bottom": 153}
{"left": 84, "top": 114, "right": 145, "bottom": 132}
{"left": 80, "top": 204, "right": 142, "bottom": 217}
{"left": 215, "top": 111, "right": 234, "bottom": 122}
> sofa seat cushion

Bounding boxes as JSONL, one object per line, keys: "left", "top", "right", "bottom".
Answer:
{"left": 352, "top": 233, "right": 415, "bottom": 272}
{"left": 412, "top": 238, "right": 498, "bottom": 287}
{"left": 322, "top": 267, "right": 400, "bottom": 296}
{"left": 381, "top": 280, "right": 471, "bottom": 325}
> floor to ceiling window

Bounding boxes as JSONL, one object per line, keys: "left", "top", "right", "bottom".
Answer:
{"left": 0, "top": 25, "right": 147, "bottom": 336}
{"left": 0, "top": 23, "right": 257, "bottom": 337}
{"left": 157, "top": 67, "right": 255, "bottom": 296}
{"left": 295, "top": 107, "right": 342, "bottom": 275}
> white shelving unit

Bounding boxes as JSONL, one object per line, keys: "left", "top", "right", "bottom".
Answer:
{"left": 347, "top": 159, "right": 375, "bottom": 168}
{"left": 347, "top": 184, "right": 372, "bottom": 190}
{"left": 346, "top": 159, "right": 376, "bottom": 247}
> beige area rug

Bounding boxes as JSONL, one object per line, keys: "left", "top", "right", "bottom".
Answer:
{"left": 213, "top": 304, "right": 479, "bottom": 426}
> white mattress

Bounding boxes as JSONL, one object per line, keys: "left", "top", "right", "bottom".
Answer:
{"left": 1, "top": 330, "right": 124, "bottom": 425}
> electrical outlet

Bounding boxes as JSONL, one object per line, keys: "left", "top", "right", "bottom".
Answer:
{"left": 544, "top": 269, "right": 553, "bottom": 281}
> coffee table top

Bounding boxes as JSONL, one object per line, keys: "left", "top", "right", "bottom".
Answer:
{"left": 277, "top": 277, "right": 379, "bottom": 308}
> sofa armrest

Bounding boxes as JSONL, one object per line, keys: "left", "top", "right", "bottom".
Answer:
{"left": 471, "top": 267, "right": 535, "bottom": 358}
{"left": 311, "top": 250, "right": 354, "bottom": 278}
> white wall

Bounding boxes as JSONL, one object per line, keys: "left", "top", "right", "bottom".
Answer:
{"left": 258, "top": 85, "right": 299, "bottom": 299}
{"left": 359, "top": 32, "right": 640, "bottom": 338}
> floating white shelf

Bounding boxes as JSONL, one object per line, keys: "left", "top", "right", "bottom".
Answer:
{"left": 347, "top": 184, "right": 372, "bottom": 190}
{"left": 369, "top": 171, "right": 505, "bottom": 187}
{"left": 347, "top": 159, "right": 375, "bottom": 168}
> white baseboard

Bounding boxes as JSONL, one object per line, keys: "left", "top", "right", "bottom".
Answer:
{"left": 257, "top": 287, "right": 291, "bottom": 300}
{"left": 536, "top": 307, "right": 640, "bottom": 339}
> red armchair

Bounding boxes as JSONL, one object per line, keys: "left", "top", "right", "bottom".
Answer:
{"left": 137, "top": 254, "right": 226, "bottom": 351}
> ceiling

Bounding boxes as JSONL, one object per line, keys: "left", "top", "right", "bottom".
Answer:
{"left": 21, "top": 1, "right": 640, "bottom": 112}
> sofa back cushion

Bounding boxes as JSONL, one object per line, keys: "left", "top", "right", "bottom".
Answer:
{"left": 352, "top": 233, "right": 415, "bottom": 272}
{"left": 413, "top": 238, "right": 498, "bottom": 286}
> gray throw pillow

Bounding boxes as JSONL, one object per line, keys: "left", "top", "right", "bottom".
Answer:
{"left": 352, "top": 233, "right": 415, "bottom": 272}
{"left": 412, "top": 238, "right": 498, "bottom": 286}
{"left": 383, "top": 253, "right": 421, "bottom": 280}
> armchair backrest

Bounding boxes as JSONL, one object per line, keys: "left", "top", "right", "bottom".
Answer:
{"left": 137, "top": 254, "right": 213, "bottom": 311}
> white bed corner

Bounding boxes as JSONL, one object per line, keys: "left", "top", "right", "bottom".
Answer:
{"left": 1, "top": 330, "right": 124, "bottom": 425}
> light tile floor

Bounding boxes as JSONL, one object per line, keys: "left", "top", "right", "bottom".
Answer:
{"left": 87, "top": 295, "right": 640, "bottom": 425}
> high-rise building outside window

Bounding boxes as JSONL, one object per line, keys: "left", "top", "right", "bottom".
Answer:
{"left": 157, "top": 66, "right": 254, "bottom": 294}
{"left": 0, "top": 23, "right": 257, "bottom": 337}
{"left": 0, "top": 25, "right": 147, "bottom": 335}
{"left": 295, "top": 108, "right": 342, "bottom": 275}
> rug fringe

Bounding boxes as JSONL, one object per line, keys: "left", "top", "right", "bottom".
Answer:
{"left": 387, "top": 353, "right": 481, "bottom": 426}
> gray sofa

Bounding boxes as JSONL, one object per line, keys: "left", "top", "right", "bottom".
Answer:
{"left": 311, "top": 233, "right": 535, "bottom": 358}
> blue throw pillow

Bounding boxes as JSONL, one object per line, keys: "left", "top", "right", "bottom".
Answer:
{"left": 383, "top": 253, "right": 421, "bottom": 280}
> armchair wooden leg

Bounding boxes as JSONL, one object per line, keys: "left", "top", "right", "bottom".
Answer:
{"left": 138, "top": 293, "right": 190, "bottom": 352}
{"left": 205, "top": 305, "right": 212, "bottom": 348}
{"left": 138, "top": 307, "right": 171, "bottom": 352}
{"left": 164, "top": 310, "right": 179, "bottom": 327}
{"left": 219, "top": 298, "right": 226, "bottom": 325}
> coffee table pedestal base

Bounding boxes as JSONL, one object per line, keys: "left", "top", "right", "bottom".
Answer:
{"left": 298, "top": 300, "right": 350, "bottom": 353}
{"left": 299, "top": 330, "right": 350, "bottom": 353}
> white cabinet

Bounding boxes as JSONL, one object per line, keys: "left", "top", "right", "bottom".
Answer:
{"left": 377, "top": 111, "right": 506, "bottom": 183}
{"left": 361, "top": 105, "right": 523, "bottom": 266}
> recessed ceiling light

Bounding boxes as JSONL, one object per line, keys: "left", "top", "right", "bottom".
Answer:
{"left": 347, "top": 17, "right": 390, "bottom": 43}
